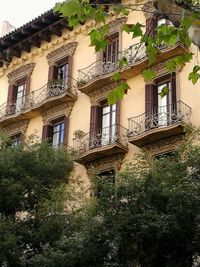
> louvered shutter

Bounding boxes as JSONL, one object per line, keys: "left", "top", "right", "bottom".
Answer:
{"left": 7, "top": 84, "right": 16, "bottom": 115}
{"left": 145, "top": 83, "right": 156, "bottom": 129}
{"left": 48, "top": 65, "right": 58, "bottom": 81}
{"left": 116, "top": 100, "right": 121, "bottom": 135}
{"left": 90, "top": 106, "right": 97, "bottom": 137}
{"left": 25, "top": 76, "right": 31, "bottom": 94}
{"left": 67, "top": 56, "right": 73, "bottom": 88}
{"left": 63, "top": 116, "right": 69, "bottom": 146}
{"left": 146, "top": 14, "right": 158, "bottom": 36}
{"left": 42, "top": 124, "right": 53, "bottom": 143}
{"left": 171, "top": 72, "right": 176, "bottom": 104}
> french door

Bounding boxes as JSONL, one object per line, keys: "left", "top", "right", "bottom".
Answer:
{"left": 101, "top": 103, "right": 116, "bottom": 145}
{"left": 15, "top": 83, "right": 26, "bottom": 112}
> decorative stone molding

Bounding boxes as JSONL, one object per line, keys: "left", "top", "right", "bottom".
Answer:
{"left": 143, "top": 134, "right": 184, "bottom": 157}
{"left": 7, "top": 63, "right": 35, "bottom": 85}
{"left": 46, "top": 42, "right": 78, "bottom": 65}
{"left": 151, "top": 59, "right": 182, "bottom": 80}
{"left": 107, "top": 17, "right": 128, "bottom": 35}
{"left": 86, "top": 153, "right": 125, "bottom": 176}
{"left": 142, "top": 1, "right": 156, "bottom": 19}
{"left": 42, "top": 102, "right": 74, "bottom": 124}
{"left": 3, "top": 120, "right": 29, "bottom": 136}
{"left": 88, "top": 81, "right": 124, "bottom": 105}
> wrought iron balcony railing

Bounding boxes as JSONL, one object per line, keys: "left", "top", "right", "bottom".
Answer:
{"left": 73, "top": 124, "right": 128, "bottom": 156}
{"left": 0, "top": 77, "right": 77, "bottom": 121}
{"left": 78, "top": 43, "right": 146, "bottom": 85}
{"left": 128, "top": 101, "right": 192, "bottom": 138}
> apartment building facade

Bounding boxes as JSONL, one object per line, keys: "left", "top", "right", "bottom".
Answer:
{"left": 0, "top": 0, "right": 197, "bottom": 182}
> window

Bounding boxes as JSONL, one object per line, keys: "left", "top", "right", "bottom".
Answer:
{"left": 14, "top": 81, "right": 26, "bottom": 112}
{"left": 103, "top": 33, "right": 119, "bottom": 63}
{"left": 154, "top": 151, "right": 178, "bottom": 161}
{"left": 89, "top": 101, "right": 120, "bottom": 148}
{"left": 101, "top": 102, "right": 117, "bottom": 145}
{"left": 7, "top": 79, "right": 28, "bottom": 115}
{"left": 157, "top": 18, "right": 173, "bottom": 27}
{"left": 52, "top": 120, "right": 65, "bottom": 147}
{"left": 11, "top": 133, "right": 22, "bottom": 146}
{"left": 145, "top": 73, "right": 176, "bottom": 128}
{"left": 42, "top": 116, "right": 68, "bottom": 147}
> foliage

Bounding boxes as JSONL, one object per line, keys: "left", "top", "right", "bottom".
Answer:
{"left": 0, "top": 135, "right": 73, "bottom": 267}
{"left": 29, "top": 133, "right": 200, "bottom": 267}
{"left": 54, "top": 0, "right": 200, "bottom": 101}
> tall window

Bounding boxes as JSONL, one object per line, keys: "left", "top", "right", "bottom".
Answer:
{"left": 15, "top": 82, "right": 26, "bottom": 112}
{"left": 11, "top": 133, "right": 22, "bottom": 146}
{"left": 145, "top": 73, "right": 176, "bottom": 128}
{"left": 101, "top": 103, "right": 116, "bottom": 145}
{"left": 57, "top": 61, "right": 69, "bottom": 85}
{"left": 103, "top": 33, "right": 119, "bottom": 63}
{"left": 52, "top": 120, "right": 65, "bottom": 147}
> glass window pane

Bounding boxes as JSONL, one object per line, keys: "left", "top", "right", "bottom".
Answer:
{"left": 102, "top": 106, "right": 110, "bottom": 114}
{"left": 52, "top": 131, "right": 59, "bottom": 147}
{"left": 102, "top": 113, "right": 110, "bottom": 128}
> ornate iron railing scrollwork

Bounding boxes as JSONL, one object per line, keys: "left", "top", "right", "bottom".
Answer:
{"left": 128, "top": 100, "right": 192, "bottom": 137}
{"left": 73, "top": 124, "right": 128, "bottom": 156}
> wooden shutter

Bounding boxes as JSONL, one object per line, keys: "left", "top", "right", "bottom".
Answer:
{"left": 63, "top": 116, "right": 69, "bottom": 146}
{"left": 90, "top": 106, "right": 97, "bottom": 136}
{"left": 68, "top": 56, "right": 73, "bottom": 88}
{"left": 171, "top": 72, "right": 176, "bottom": 104}
{"left": 146, "top": 14, "right": 158, "bottom": 36}
{"left": 25, "top": 76, "right": 31, "bottom": 95}
{"left": 48, "top": 65, "right": 58, "bottom": 81}
{"left": 116, "top": 100, "right": 121, "bottom": 134}
{"left": 7, "top": 84, "right": 16, "bottom": 114}
{"left": 42, "top": 124, "right": 53, "bottom": 143}
{"left": 145, "top": 84, "right": 154, "bottom": 114}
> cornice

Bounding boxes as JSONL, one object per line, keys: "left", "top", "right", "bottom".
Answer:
{"left": 0, "top": 15, "right": 124, "bottom": 78}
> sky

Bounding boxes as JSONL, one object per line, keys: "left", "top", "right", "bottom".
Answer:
{"left": 0, "top": 0, "right": 63, "bottom": 29}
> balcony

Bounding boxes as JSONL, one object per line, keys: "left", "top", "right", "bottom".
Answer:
{"left": 0, "top": 77, "right": 77, "bottom": 126}
{"left": 127, "top": 101, "right": 191, "bottom": 147}
{"left": 73, "top": 124, "right": 128, "bottom": 164}
{"left": 77, "top": 43, "right": 187, "bottom": 94}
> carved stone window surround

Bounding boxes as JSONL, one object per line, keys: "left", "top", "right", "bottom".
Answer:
{"left": 143, "top": 134, "right": 184, "bottom": 157}
{"left": 3, "top": 120, "right": 29, "bottom": 136}
{"left": 42, "top": 103, "right": 74, "bottom": 125}
{"left": 46, "top": 42, "right": 78, "bottom": 66}
{"left": 86, "top": 153, "right": 125, "bottom": 177}
{"left": 88, "top": 81, "right": 124, "bottom": 105}
{"left": 7, "top": 63, "right": 35, "bottom": 85}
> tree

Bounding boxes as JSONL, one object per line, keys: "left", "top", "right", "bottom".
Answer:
{"left": 54, "top": 0, "right": 200, "bottom": 103}
{"left": 0, "top": 134, "right": 73, "bottom": 266}
{"left": 30, "top": 130, "right": 200, "bottom": 267}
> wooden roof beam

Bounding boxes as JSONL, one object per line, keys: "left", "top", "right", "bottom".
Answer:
{"left": 29, "top": 38, "right": 41, "bottom": 48}
{"left": 19, "top": 42, "right": 31, "bottom": 53}
{"left": 7, "top": 47, "right": 21, "bottom": 58}
{"left": 39, "top": 31, "right": 51, "bottom": 42}
{"left": 49, "top": 25, "right": 62, "bottom": 37}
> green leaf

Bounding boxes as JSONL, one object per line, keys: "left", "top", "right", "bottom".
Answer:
{"left": 119, "top": 57, "right": 128, "bottom": 68}
{"left": 108, "top": 82, "right": 129, "bottom": 104}
{"left": 143, "top": 69, "right": 155, "bottom": 82}
{"left": 160, "top": 86, "right": 169, "bottom": 98}
{"left": 113, "top": 72, "right": 121, "bottom": 82}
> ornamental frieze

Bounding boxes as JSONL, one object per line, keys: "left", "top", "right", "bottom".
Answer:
{"left": 46, "top": 42, "right": 78, "bottom": 66}
{"left": 142, "top": 1, "right": 156, "bottom": 19}
{"left": 42, "top": 102, "right": 74, "bottom": 124}
{"left": 88, "top": 81, "right": 124, "bottom": 105}
{"left": 108, "top": 17, "right": 128, "bottom": 35}
{"left": 3, "top": 120, "right": 29, "bottom": 136}
{"left": 143, "top": 134, "right": 184, "bottom": 157}
{"left": 86, "top": 153, "right": 125, "bottom": 176}
{"left": 7, "top": 63, "right": 35, "bottom": 85}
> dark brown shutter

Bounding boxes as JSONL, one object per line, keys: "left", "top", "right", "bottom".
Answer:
{"left": 7, "top": 84, "right": 16, "bottom": 114}
{"left": 145, "top": 84, "right": 154, "bottom": 114}
{"left": 146, "top": 14, "right": 158, "bottom": 36}
{"left": 48, "top": 65, "right": 58, "bottom": 81}
{"left": 171, "top": 72, "right": 176, "bottom": 104}
{"left": 42, "top": 124, "right": 53, "bottom": 143}
{"left": 90, "top": 106, "right": 97, "bottom": 136}
{"left": 145, "top": 83, "right": 157, "bottom": 128}
{"left": 25, "top": 76, "right": 31, "bottom": 95}
{"left": 68, "top": 56, "right": 73, "bottom": 88}
{"left": 116, "top": 100, "right": 120, "bottom": 134}
{"left": 63, "top": 116, "right": 69, "bottom": 146}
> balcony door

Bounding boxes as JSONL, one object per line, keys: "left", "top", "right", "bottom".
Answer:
{"left": 15, "top": 82, "right": 26, "bottom": 112}
{"left": 58, "top": 61, "right": 69, "bottom": 87}
{"left": 145, "top": 73, "right": 176, "bottom": 129}
{"left": 101, "top": 103, "right": 116, "bottom": 145}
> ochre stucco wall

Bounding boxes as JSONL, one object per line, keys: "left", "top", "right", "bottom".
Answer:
{"left": 0, "top": 4, "right": 200, "bottom": 184}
